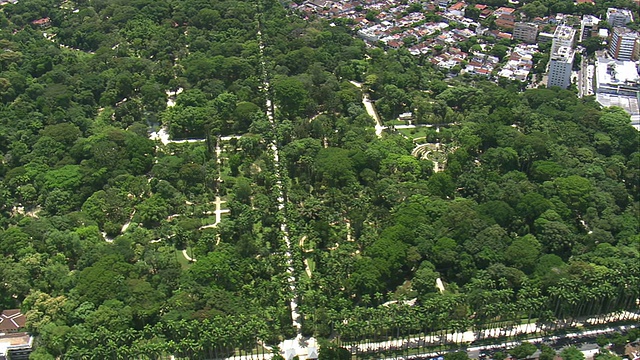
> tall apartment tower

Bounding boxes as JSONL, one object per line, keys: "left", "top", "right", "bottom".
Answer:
{"left": 548, "top": 46, "right": 575, "bottom": 89}
{"left": 609, "top": 27, "right": 640, "bottom": 60}
{"left": 551, "top": 25, "right": 576, "bottom": 54}
{"left": 579, "top": 15, "right": 600, "bottom": 42}
{"left": 548, "top": 25, "right": 576, "bottom": 89}
{"left": 606, "top": 8, "right": 634, "bottom": 27}
{"left": 513, "top": 22, "right": 538, "bottom": 43}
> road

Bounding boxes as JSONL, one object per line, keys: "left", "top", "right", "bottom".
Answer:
{"left": 577, "top": 53, "right": 594, "bottom": 98}
{"left": 224, "top": 323, "right": 636, "bottom": 360}
{"left": 346, "top": 312, "right": 639, "bottom": 355}
{"left": 355, "top": 323, "right": 636, "bottom": 360}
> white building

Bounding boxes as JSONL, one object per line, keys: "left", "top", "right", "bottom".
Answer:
{"left": 595, "top": 57, "right": 640, "bottom": 129}
{"left": 548, "top": 46, "right": 574, "bottom": 89}
{"left": 606, "top": 8, "right": 634, "bottom": 28}
{"left": 595, "top": 57, "right": 640, "bottom": 96}
{"left": 551, "top": 25, "right": 576, "bottom": 55}
{"left": 608, "top": 27, "right": 640, "bottom": 61}
{"left": 579, "top": 15, "right": 600, "bottom": 42}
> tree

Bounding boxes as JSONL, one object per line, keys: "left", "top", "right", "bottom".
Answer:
{"left": 539, "top": 344, "right": 556, "bottom": 360}
{"left": 510, "top": 342, "right": 537, "bottom": 359}
{"left": 349, "top": 257, "right": 384, "bottom": 296}
{"left": 427, "top": 172, "right": 455, "bottom": 199}
{"left": 314, "top": 147, "right": 356, "bottom": 187}
{"left": 273, "top": 76, "right": 311, "bottom": 118}
{"left": 553, "top": 175, "right": 592, "bottom": 214}
{"left": 445, "top": 351, "right": 471, "bottom": 360}
{"left": 28, "top": 347, "right": 56, "bottom": 360}
{"left": 412, "top": 261, "right": 440, "bottom": 296}
{"left": 560, "top": 346, "right": 585, "bottom": 360}
{"left": 490, "top": 45, "right": 509, "bottom": 60}
{"left": 580, "top": 37, "right": 605, "bottom": 55}
{"left": 505, "top": 234, "right": 541, "bottom": 273}
{"left": 318, "top": 342, "right": 350, "bottom": 360}
{"left": 85, "top": 299, "right": 134, "bottom": 331}
{"left": 137, "top": 194, "right": 171, "bottom": 228}
{"left": 521, "top": 1, "right": 548, "bottom": 18}
{"left": 595, "top": 350, "right": 621, "bottom": 360}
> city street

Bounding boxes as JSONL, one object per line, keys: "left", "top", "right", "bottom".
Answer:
{"left": 577, "top": 53, "right": 594, "bottom": 98}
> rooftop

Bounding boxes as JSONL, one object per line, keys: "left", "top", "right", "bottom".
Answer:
{"left": 596, "top": 57, "right": 640, "bottom": 85}
{"left": 495, "top": 6, "right": 516, "bottom": 14}
{"left": 551, "top": 45, "right": 574, "bottom": 60}
{"left": 607, "top": 7, "right": 634, "bottom": 19}
{"left": 554, "top": 24, "right": 575, "bottom": 39}
{"left": 596, "top": 93, "right": 640, "bottom": 118}
{"left": 612, "top": 27, "right": 640, "bottom": 37}
{"left": 0, "top": 310, "right": 25, "bottom": 332}
{"left": 582, "top": 14, "right": 600, "bottom": 25}
{"left": 0, "top": 333, "right": 32, "bottom": 357}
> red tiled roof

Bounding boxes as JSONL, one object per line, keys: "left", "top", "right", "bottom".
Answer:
{"left": 499, "top": 13, "right": 516, "bottom": 21}
{"left": 31, "top": 17, "right": 50, "bottom": 25}
{"left": 495, "top": 18, "right": 515, "bottom": 28}
{"left": 449, "top": 2, "right": 466, "bottom": 10}
{"left": 496, "top": 6, "right": 516, "bottom": 14}
{"left": 0, "top": 310, "right": 26, "bottom": 332}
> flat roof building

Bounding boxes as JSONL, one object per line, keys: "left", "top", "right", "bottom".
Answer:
{"left": 579, "top": 15, "right": 600, "bottom": 42}
{"left": 609, "top": 27, "right": 640, "bottom": 61}
{"left": 595, "top": 57, "right": 640, "bottom": 96}
{"left": 548, "top": 46, "right": 575, "bottom": 89}
{"left": 606, "top": 8, "right": 634, "bottom": 27}
{"left": 513, "top": 22, "right": 538, "bottom": 43}
{"left": 0, "top": 310, "right": 33, "bottom": 360}
{"left": 551, "top": 25, "right": 576, "bottom": 55}
{"left": 537, "top": 32, "right": 554, "bottom": 43}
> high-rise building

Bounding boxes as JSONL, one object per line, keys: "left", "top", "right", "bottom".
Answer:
{"left": 606, "top": 8, "right": 634, "bottom": 27}
{"left": 548, "top": 46, "right": 575, "bottom": 89}
{"left": 513, "top": 22, "right": 538, "bottom": 43}
{"left": 547, "top": 24, "right": 576, "bottom": 89}
{"left": 609, "top": 27, "right": 640, "bottom": 60}
{"left": 551, "top": 25, "right": 576, "bottom": 55}
{"left": 579, "top": 15, "right": 600, "bottom": 42}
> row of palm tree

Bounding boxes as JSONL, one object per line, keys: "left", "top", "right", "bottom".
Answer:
{"left": 61, "top": 314, "right": 273, "bottom": 360}
{"left": 324, "top": 262, "right": 640, "bottom": 357}
{"left": 57, "top": 261, "right": 638, "bottom": 359}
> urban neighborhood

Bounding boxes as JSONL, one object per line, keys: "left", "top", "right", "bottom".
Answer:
{"left": 293, "top": 0, "right": 639, "bottom": 127}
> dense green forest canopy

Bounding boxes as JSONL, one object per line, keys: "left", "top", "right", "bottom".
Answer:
{"left": 0, "top": 0, "right": 638, "bottom": 358}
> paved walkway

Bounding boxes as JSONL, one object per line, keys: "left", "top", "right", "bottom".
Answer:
{"left": 257, "top": 25, "right": 309, "bottom": 359}
{"left": 182, "top": 249, "right": 196, "bottom": 262}
{"left": 199, "top": 196, "right": 230, "bottom": 231}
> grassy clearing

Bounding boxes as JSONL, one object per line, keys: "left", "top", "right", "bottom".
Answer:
{"left": 397, "top": 128, "right": 431, "bottom": 140}
{"left": 176, "top": 248, "right": 194, "bottom": 269}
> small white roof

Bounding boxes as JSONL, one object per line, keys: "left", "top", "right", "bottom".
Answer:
{"left": 307, "top": 347, "right": 319, "bottom": 359}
